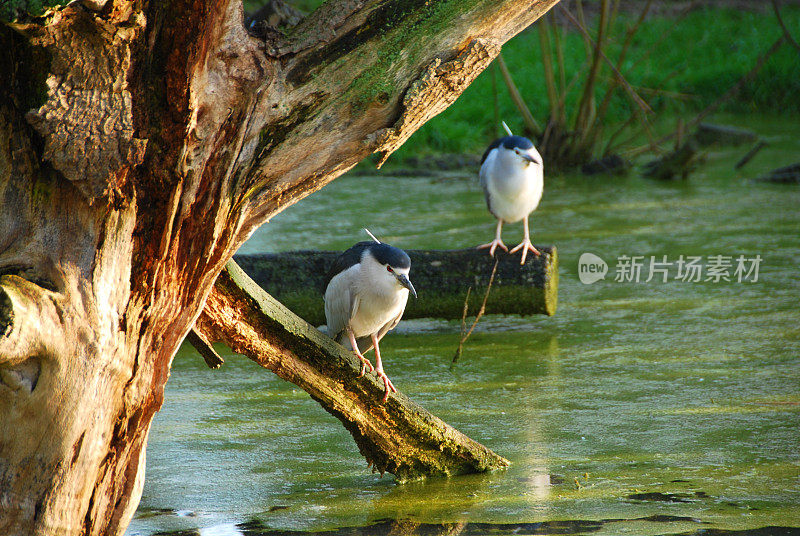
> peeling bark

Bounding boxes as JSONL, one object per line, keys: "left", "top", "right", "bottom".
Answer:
{"left": 0, "top": 0, "right": 561, "bottom": 534}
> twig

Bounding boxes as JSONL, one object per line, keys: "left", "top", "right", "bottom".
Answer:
{"left": 456, "top": 286, "right": 472, "bottom": 354}
{"left": 734, "top": 140, "right": 767, "bottom": 170}
{"left": 675, "top": 119, "right": 684, "bottom": 151}
{"left": 538, "top": 16, "right": 560, "bottom": 124}
{"left": 629, "top": 1, "right": 697, "bottom": 72}
{"left": 771, "top": 0, "right": 800, "bottom": 53}
{"left": 574, "top": 0, "right": 593, "bottom": 56}
{"left": 595, "top": 0, "right": 654, "bottom": 123}
{"left": 496, "top": 54, "right": 542, "bottom": 137}
{"left": 645, "top": 37, "right": 784, "bottom": 152}
{"left": 553, "top": 15, "right": 567, "bottom": 121}
{"left": 605, "top": 68, "right": 686, "bottom": 155}
{"left": 559, "top": 4, "right": 652, "bottom": 117}
{"left": 573, "top": 0, "right": 610, "bottom": 135}
{"left": 491, "top": 64, "right": 500, "bottom": 137}
{"left": 452, "top": 259, "right": 499, "bottom": 366}
{"left": 691, "top": 37, "right": 784, "bottom": 125}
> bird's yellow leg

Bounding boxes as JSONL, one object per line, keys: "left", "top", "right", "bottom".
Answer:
{"left": 477, "top": 220, "right": 508, "bottom": 257}
{"left": 348, "top": 329, "right": 374, "bottom": 376}
{"left": 509, "top": 216, "right": 540, "bottom": 264}
{"left": 372, "top": 333, "right": 397, "bottom": 402}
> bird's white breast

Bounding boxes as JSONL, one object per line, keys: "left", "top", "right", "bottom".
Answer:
{"left": 349, "top": 279, "right": 408, "bottom": 338}
{"left": 482, "top": 149, "right": 543, "bottom": 223}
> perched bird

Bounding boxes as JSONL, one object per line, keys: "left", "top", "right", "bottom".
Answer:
{"left": 324, "top": 231, "right": 417, "bottom": 402}
{"left": 477, "top": 122, "right": 544, "bottom": 265}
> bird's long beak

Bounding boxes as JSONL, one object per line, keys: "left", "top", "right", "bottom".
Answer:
{"left": 521, "top": 153, "right": 538, "bottom": 164}
{"left": 395, "top": 273, "right": 417, "bottom": 299}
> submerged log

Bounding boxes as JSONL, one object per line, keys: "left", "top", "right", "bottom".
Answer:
{"left": 581, "top": 154, "right": 630, "bottom": 176}
{"left": 641, "top": 140, "right": 700, "bottom": 181}
{"left": 754, "top": 162, "right": 800, "bottom": 184}
{"left": 694, "top": 123, "right": 758, "bottom": 147}
{"left": 233, "top": 246, "right": 558, "bottom": 326}
{"left": 194, "top": 261, "right": 510, "bottom": 481}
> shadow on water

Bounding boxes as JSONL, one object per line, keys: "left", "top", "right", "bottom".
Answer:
{"left": 149, "top": 517, "right": 800, "bottom": 536}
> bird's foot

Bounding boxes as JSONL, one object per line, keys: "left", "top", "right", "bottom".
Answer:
{"left": 477, "top": 238, "right": 508, "bottom": 257}
{"left": 375, "top": 371, "right": 397, "bottom": 403}
{"left": 357, "top": 354, "right": 374, "bottom": 377}
{"left": 509, "top": 238, "right": 540, "bottom": 264}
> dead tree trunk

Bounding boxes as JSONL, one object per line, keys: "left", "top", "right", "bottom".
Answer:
{"left": 0, "top": 0, "right": 560, "bottom": 534}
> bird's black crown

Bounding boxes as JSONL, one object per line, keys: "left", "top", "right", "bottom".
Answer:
{"left": 325, "top": 241, "right": 411, "bottom": 287}
{"left": 367, "top": 243, "right": 411, "bottom": 269}
{"left": 481, "top": 135, "right": 535, "bottom": 164}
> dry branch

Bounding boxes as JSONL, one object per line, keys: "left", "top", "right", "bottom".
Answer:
{"left": 194, "top": 261, "right": 510, "bottom": 481}
{"left": 643, "top": 37, "right": 785, "bottom": 153}
{"left": 452, "top": 259, "right": 499, "bottom": 365}
{"left": 496, "top": 54, "right": 542, "bottom": 137}
{"left": 771, "top": 0, "right": 800, "bottom": 53}
{"left": 735, "top": 140, "right": 767, "bottom": 170}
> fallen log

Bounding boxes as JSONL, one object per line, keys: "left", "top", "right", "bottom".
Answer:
{"left": 193, "top": 261, "right": 511, "bottom": 481}
{"left": 233, "top": 246, "right": 558, "bottom": 326}
{"left": 694, "top": 123, "right": 758, "bottom": 147}
{"left": 754, "top": 162, "right": 800, "bottom": 184}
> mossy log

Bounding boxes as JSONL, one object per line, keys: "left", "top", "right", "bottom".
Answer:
{"left": 233, "top": 246, "right": 558, "bottom": 326}
{"left": 193, "top": 261, "right": 510, "bottom": 481}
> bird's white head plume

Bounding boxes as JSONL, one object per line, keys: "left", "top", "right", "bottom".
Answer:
{"left": 502, "top": 121, "right": 513, "bottom": 137}
{"left": 363, "top": 228, "right": 381, "bottom": 243}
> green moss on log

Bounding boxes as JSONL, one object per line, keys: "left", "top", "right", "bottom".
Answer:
{"left": 233, "top": 246, "right": 558, "bottom": 326}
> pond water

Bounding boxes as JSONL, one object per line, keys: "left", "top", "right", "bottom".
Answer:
{"left": 127, "top": 116, "right": 800, "bottom": 536}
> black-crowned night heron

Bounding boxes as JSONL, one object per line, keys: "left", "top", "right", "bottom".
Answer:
{"left": 324, "top": 231, "right": 417, "bottom": 402}
{"left": 478, "top": 123, "right": 544, "bottom": 265}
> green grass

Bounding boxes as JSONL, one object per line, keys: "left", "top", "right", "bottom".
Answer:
{"left": 5, "top": 1, "right": 797, "bottom": 161}
{"left": 391, "top": 6, "right": 800, "bottom": 158}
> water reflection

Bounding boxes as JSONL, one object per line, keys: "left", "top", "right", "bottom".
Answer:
{"left": 520, "top": 335, "right": 561, "bottom": 508}
{"left": 152, "top": 517, "right": 800, "bottom": 536}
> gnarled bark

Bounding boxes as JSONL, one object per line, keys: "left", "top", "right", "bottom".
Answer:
{"left": 0, "top": 0, "right": 561, "bottom": 534}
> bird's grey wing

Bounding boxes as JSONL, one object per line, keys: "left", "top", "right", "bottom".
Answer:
{"left": 324, "top": 273, "right": 357, "bottom": 341}
{"left": 479, "top": 156, "right": 497, "bottom": 217}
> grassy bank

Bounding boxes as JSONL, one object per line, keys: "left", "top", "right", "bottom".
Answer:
{"left": 4, "top": 1, "right": 796, "bottom": 163}
{"left": 391, "top": 6, "right": 800, "bottom": 159}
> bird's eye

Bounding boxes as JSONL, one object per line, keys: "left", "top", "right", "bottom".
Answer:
{"left": 386, "top": 265, "right": 393, "bottom": 272}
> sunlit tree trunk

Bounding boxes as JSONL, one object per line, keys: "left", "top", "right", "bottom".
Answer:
{"left": 0, "top": 0, "right": 560, "bottom": 533}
